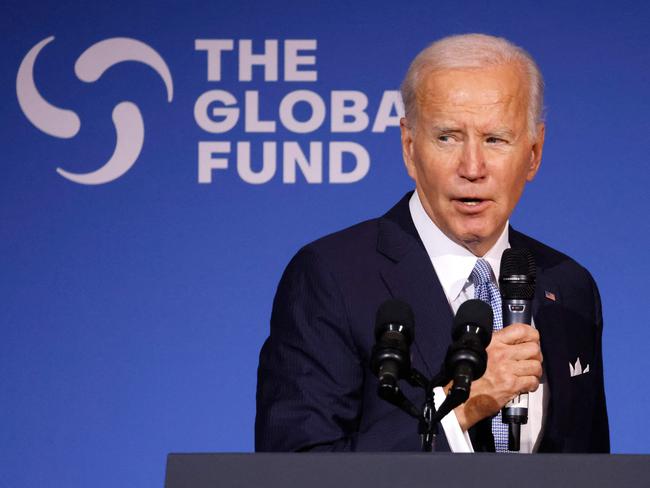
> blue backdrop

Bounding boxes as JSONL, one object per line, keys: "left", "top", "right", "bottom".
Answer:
{"left": 2, "top": 1, "right": 649, "bottom": 487}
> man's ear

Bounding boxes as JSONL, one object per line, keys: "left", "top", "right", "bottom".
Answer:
{"left": 526, "top": 122, "right": 545, "bottom": 181}
{"left": 400, "top": 117, "right": 417, "bottom": 180}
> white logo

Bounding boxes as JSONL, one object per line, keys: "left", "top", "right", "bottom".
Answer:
{"left": 569, "top": 357, "right": 590, "bottom": 377}
{"left": 16, "top": 36, "right": 173, "bottom": 185}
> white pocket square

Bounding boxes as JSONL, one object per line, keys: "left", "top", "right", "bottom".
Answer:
{"left": 569, "top": 357, "right": 590, "bottom": 377}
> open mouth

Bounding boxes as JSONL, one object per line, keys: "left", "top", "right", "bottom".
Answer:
{"left": 457, "top": 198, "right": 484, "bottom": 206}
{"left": 452, "top": 197, "right": 490, "bottom": 213}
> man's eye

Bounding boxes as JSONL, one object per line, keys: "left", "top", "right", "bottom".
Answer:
{"left": 438, "top": 135, "right": 453, "bottom": 142}
{"left": 486, "top": 136, "right": 506, "bottom": 144}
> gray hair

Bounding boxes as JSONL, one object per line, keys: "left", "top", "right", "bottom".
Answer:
{"left": 400, "top": 33, "right": 545, "bottom": 137}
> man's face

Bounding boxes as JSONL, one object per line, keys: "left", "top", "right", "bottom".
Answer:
{"left": 401, "top": 63, "right": 545, "bottom": 256}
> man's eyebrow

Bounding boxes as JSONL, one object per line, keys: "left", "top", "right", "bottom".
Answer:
{"left": 432, "top": 125, "right": 463, "bottom": 132}
{"left": 483, "top": 128, "right": 515, "bottom": 138}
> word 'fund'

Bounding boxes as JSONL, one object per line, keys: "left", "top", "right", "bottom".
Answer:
{"left": 195, "top": 39, "right": 317, "bottom": 81}
{"left": 198, "top": 141, "right": 369, "bottom": 184}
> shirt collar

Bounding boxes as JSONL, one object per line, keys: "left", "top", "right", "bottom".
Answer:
{"left": 409, "top": 190, "right": 510, "bottom": 303}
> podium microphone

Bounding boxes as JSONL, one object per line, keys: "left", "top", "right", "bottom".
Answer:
{"left": 499, "top": 248, "right": 536, "bottom": 451}
{"left": 435, "top": 299, "right": 493, "bottom": 421}
{"left": 370, "top": 299, "right": 415, "bottom": 398}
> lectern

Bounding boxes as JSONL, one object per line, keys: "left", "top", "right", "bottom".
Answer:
{"left": 166, "top": 453, "right": 649, "bottom": 488}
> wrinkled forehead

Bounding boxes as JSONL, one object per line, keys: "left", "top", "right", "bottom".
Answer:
{"left": 415, "top": 64, "right": 530, "bottom": 122}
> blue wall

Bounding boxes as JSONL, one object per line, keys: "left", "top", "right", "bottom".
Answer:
{"left": 2, "top": 1, "right": 649, "bottom": 486}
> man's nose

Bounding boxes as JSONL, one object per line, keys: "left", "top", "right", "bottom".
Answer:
{"left": 458, "top": 139, "right": 487, "bottom": 181}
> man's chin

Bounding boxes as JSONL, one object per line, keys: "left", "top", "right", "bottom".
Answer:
{"left": 454, "top": 226, "right": 488, "bottom": 245}
{"left": 454, "top": 217, "right": 504, "bottom": 241}
{"left": 452, "top": 227, "right": 497, "bottom": 256}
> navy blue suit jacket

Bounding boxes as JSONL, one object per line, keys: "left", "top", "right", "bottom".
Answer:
{"left": 255, "top": 193, "right": 609, "bottom": 452}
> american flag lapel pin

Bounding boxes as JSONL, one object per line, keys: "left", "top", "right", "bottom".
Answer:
{"left": 545, "top": 290, "right": 556, "bottom": 301}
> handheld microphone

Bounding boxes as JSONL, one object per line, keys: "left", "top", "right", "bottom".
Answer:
{"left": 499, "top": 248, "right": 536, "bottom": 451}
{"left": 370, "top": 299, "right": 415, "bottom": 398}
{"left": 434, "top": 299, "right": 493, "bottom": 423}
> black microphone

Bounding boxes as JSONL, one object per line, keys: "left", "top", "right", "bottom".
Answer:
{"left": 439, "top": 299, "right": 493, "bottom": 415}
{"left": 499, "top": 248, "right": 536, "bottom": 451}
{"left": 370, "top": 299, "right": 415, "bottom": 398}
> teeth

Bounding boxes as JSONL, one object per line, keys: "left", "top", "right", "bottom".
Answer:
{"left": 465, "top": 201, "right": 478, "bottom": 206}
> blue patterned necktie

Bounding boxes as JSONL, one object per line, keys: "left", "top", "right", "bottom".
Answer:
{"left": 470, "top": 258, "right": 509, "bottom": 453}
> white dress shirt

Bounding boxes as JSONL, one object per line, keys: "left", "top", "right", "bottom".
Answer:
{"left": 409, "top": 190, "right": 546, "bottom": 453}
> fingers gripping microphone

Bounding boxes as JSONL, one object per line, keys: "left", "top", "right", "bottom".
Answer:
{"left": 370, "top": 299, "right": 415, "bottom": 399}
{"left": 499, "top": 248, "right": 536, "bottom": 451}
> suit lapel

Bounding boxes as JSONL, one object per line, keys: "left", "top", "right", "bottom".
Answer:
{"left": 376, "top": 194, "right": 454, "bottom": 377}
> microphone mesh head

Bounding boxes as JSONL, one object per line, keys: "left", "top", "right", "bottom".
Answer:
{"left": 501, "top": 248, "right": 536, "bottom": 278}
{"left": 499, "top": 248, "right": 536, "bottom": 300}
{"left": 375, "top": 299, "right": 415, "bottom": 343}
{"left": 452, "top": 299, "right": 493, "bottom": 346}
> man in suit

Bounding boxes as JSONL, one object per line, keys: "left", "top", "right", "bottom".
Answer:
{"left": 255, "top": 33, "right": 609, "bottom": 453}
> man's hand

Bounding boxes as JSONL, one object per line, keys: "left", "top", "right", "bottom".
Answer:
{"left": 450, "top": 323, "right": 543, "bottom": 431}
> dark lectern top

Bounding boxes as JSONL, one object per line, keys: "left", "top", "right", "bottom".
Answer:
{"left": 165, "top": 452, "right": 649, "bottom": 488}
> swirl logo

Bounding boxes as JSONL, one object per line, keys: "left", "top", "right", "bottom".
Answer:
{"left": 16, "top": 36, "right": 173, "bottom": 185}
